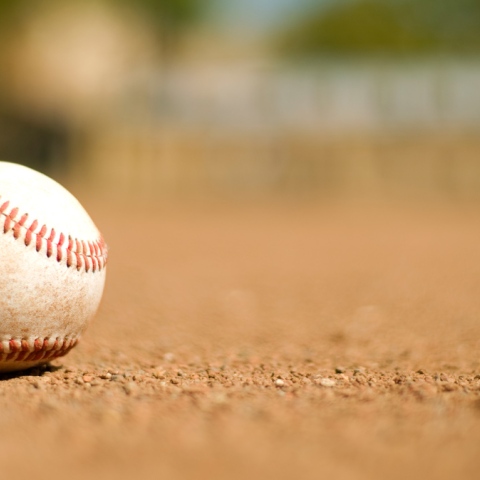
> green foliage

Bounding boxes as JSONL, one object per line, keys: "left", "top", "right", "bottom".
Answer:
{"left": 0, "top": 0, "right": 212, "bottom": 58}
{"left": 117, "top": 0, "right": 210, "bottom": 31}
{"left": 113, "top": 0, "right": 212, "bottom": 58}
{"left": 277, "top": 0, "right": 480, "bottom": 58}
{"left": 0, "top": 0, "right": 210, "bottom": 31}
{"left": 0, "top": 0, "right": 25, "bottom": 22}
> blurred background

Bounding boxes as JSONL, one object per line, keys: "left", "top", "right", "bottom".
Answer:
{"left": 2, "top": 5, "right": 480, "bottom": 479}
{"left": 0, "top": 0, "right": 480, "bottom": 199}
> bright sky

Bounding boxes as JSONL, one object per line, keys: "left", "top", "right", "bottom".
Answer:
{"left": 212, "top": 0, "right": 334, "bottom": 30}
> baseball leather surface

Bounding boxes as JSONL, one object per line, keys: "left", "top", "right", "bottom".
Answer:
{"left": 0, "top": 161, "right": 107, "bottom": 372}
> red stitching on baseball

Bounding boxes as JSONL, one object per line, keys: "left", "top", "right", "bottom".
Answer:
{"left": 0, "top": 196, "right": 107, "bottom": 273}
{"left": 0, "top": 337, "right": 79, "bottom": 363}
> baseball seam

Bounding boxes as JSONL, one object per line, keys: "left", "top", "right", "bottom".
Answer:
{"left": 0, "top": 197, "right": 107, "bottom": 273}
{"left": 0, "top": 337, "right": 78, "bottom": 363}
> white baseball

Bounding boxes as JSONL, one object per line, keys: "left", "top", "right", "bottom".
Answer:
{"left": 0, "top": 161, "right": 107, "bottom": 372}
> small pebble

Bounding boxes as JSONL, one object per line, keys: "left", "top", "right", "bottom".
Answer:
{"left": 124, "top": 382, "right": 137, "bottom": 395}
{"left": 275, "top": 379, "right": 285, "bottom": 387}
{"left": 319, "top": 378, "right": 336, "bottom": 388}
{"left": 164, "top": 353, "right": 175, "bottom": 362}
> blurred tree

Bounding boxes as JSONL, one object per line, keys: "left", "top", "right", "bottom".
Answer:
{"left": 0, "top": 0, "right": 212, "bottom": 58}
{"left": 0, "top": 0, "right": 30, "bottom": 28}
{"left": 120, "top": 0, "right": 208, "bottom": 28}
{"left": 115, "top": 0, "right": 212, "bottom": 58}
{"left": 0, "top": 0, "right": 20, "bottom": 18}
{"left": 276, "top": 0, "right": 480, "bottom": 57}
{"left": 0, "top": 0, "right": 213, "bottom": 173}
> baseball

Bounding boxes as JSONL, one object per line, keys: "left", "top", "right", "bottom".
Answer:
{"left": 0, "top": 161, "right": 107, "bottom": 372}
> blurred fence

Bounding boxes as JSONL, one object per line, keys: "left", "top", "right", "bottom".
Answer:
{"left": 138, "top": 61, "right": 480, "bottom": 131}
{"left": 79, "top": 61, "right": 480, "bottom": 197}
{"left": 81, "top": 126, "right": 480, "bottom": 198}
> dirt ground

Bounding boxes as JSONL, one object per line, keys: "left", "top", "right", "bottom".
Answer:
{"left": 1, "top": 195, "right": 480, "bottom": 480}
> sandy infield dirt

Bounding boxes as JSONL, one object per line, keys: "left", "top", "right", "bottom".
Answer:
{"left": 0, "top": 196, "right": 479, "bottom": 480}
